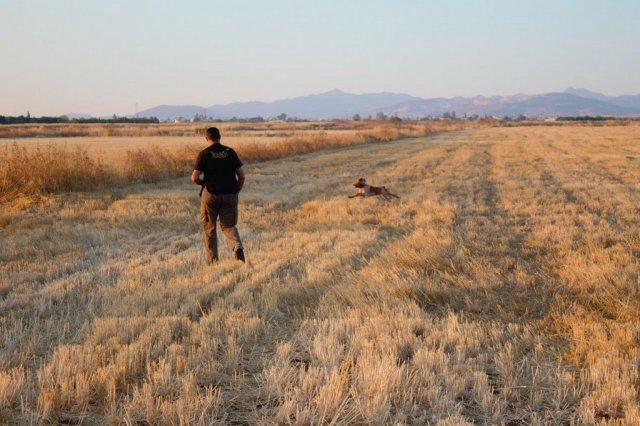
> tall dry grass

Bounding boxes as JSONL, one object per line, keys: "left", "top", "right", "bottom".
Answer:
{"left": 0, "top": 143, "right": 196, "bottom": 202}
{"left": 0, "top": 121, "right": 346, "bottom": 139}
{"left": 0, "top": 120, "right": 496, "bottom": 202}
{"left": 0, "top": 123, "right": 211, "bottom": 139}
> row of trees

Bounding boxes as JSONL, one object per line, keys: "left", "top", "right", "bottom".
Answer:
{"left": 0, "top": 114, "right": 159, "bottom": 125}
{"left": 354, "top": 111, "right": 498, "bottom": 121}
{"left": 555, "top": 116, "right": 628, "bottom": 122}
{"left": 352, "top": 113, "right": 403, "bottom": 121}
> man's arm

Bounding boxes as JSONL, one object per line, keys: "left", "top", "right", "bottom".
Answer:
{"left": 191, "top": 170, "right": 204, "bottom": 185}
{"left": 236, "top": 167, "right": 245, "bottom": 192}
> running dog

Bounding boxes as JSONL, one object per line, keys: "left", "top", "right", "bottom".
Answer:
{"left": 348, "top": 177, "right": 400, "bottom": 201}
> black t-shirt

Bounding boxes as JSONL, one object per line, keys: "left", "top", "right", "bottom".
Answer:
{"left": 194, "top": 144, "right": 243, "bottom": 194}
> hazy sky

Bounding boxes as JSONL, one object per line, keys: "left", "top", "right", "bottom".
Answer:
{"left": 2, "top": 0, "right": 639, "bottom": 116}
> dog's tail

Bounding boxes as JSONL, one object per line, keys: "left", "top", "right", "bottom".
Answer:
{"left": 383, "top": 186, "right": 400, "bottom": 198}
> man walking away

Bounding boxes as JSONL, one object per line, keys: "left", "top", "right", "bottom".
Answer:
{"left": 191, "top": 127, "right": 246, "bottom": 263}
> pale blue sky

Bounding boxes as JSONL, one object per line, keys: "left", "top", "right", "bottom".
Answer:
{"left": 1, "top": 0, "right": 639, "bottom": 116}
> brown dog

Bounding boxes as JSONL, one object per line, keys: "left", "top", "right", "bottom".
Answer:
{"left": 348, "top": 177, "right": 399, "bottom": 201}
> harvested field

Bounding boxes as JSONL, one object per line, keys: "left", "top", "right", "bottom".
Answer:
{"left": 0, "top": 126, "right": 638, "bottom": 424}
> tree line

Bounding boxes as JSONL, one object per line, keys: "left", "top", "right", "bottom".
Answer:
{"left": 0, "top": 114, "right": 160, "bottom": 125}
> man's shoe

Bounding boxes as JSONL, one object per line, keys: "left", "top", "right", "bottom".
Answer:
{"left": 235, "top": 248, "right": 245, "bottom": 262}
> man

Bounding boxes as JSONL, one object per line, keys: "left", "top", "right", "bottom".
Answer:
{"left": 192, "top": 127, "right": 246, "bottom": 263}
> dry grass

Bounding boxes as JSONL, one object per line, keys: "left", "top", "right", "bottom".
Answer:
{"left": 0, "top": 119, "right": 488, "bottom": 139}
{"left": 0, "top": 121, "right": 247, "bottom": 139}
{"left": 0, "top": 120, "right": 494, "bottom": 202}
{"left": 1, "top": 126, "right": 638, "bottom": 424}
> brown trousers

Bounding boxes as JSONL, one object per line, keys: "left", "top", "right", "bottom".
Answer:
{"left": 200, "top": 189, "right": 243, "bottom": 262}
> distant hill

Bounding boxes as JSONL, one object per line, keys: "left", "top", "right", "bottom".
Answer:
{"left": 129, "top": 88, "right": 640, "bottom": 120}
{"left": 373, "top": 92, "right": 638, "bottom": 118}
{"left": 564, "top": 88, "right": 640, "bottom": 111}
{"left": 563, "top": 88, "right": 612, "bottom": 103}
{"left": 136, "top": 90, "right": 421, "bottom": 120}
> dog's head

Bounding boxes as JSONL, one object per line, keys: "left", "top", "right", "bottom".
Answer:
{"left": 353, "top": 177, "right": 366, "bottom": 188}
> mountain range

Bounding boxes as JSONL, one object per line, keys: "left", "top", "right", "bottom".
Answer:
{"left": 127, "top": 88, "right": 640, "bottom": 120}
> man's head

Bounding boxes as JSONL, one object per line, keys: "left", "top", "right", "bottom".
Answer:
{"left": 205, "top": 127, "right": 221, "bottom": 143}
{"left": 354, "top": 177, "right": 366, "bottom": 188}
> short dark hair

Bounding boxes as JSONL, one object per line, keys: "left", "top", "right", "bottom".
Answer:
{"left": 205, "top": 127, "right": 221, "bottom": 141}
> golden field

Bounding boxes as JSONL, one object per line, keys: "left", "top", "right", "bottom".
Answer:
{"left": 0, "top": 125, "right": 639, "bottom": 424}
{"left": 0, "top": 120, "right": 489, "bottom": 202}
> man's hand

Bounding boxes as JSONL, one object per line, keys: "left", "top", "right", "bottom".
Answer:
{"left": 191, "top": 170, "right": 204, "bottom": 185}
{"left": 236, "top": 167, "right": 245, "bottom": 192}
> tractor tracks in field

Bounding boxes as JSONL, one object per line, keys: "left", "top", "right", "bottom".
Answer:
{"left": 436, "top": 141, "right": 557, "bottom": 321}
{"left": 528, "top": 140, "right": 640, "bottom": 313}
{"left": 540, "top": 140, "right": 640, "bottom": 232}
{"left": 435, "top": 134, "right": 637, "bottom": 326}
